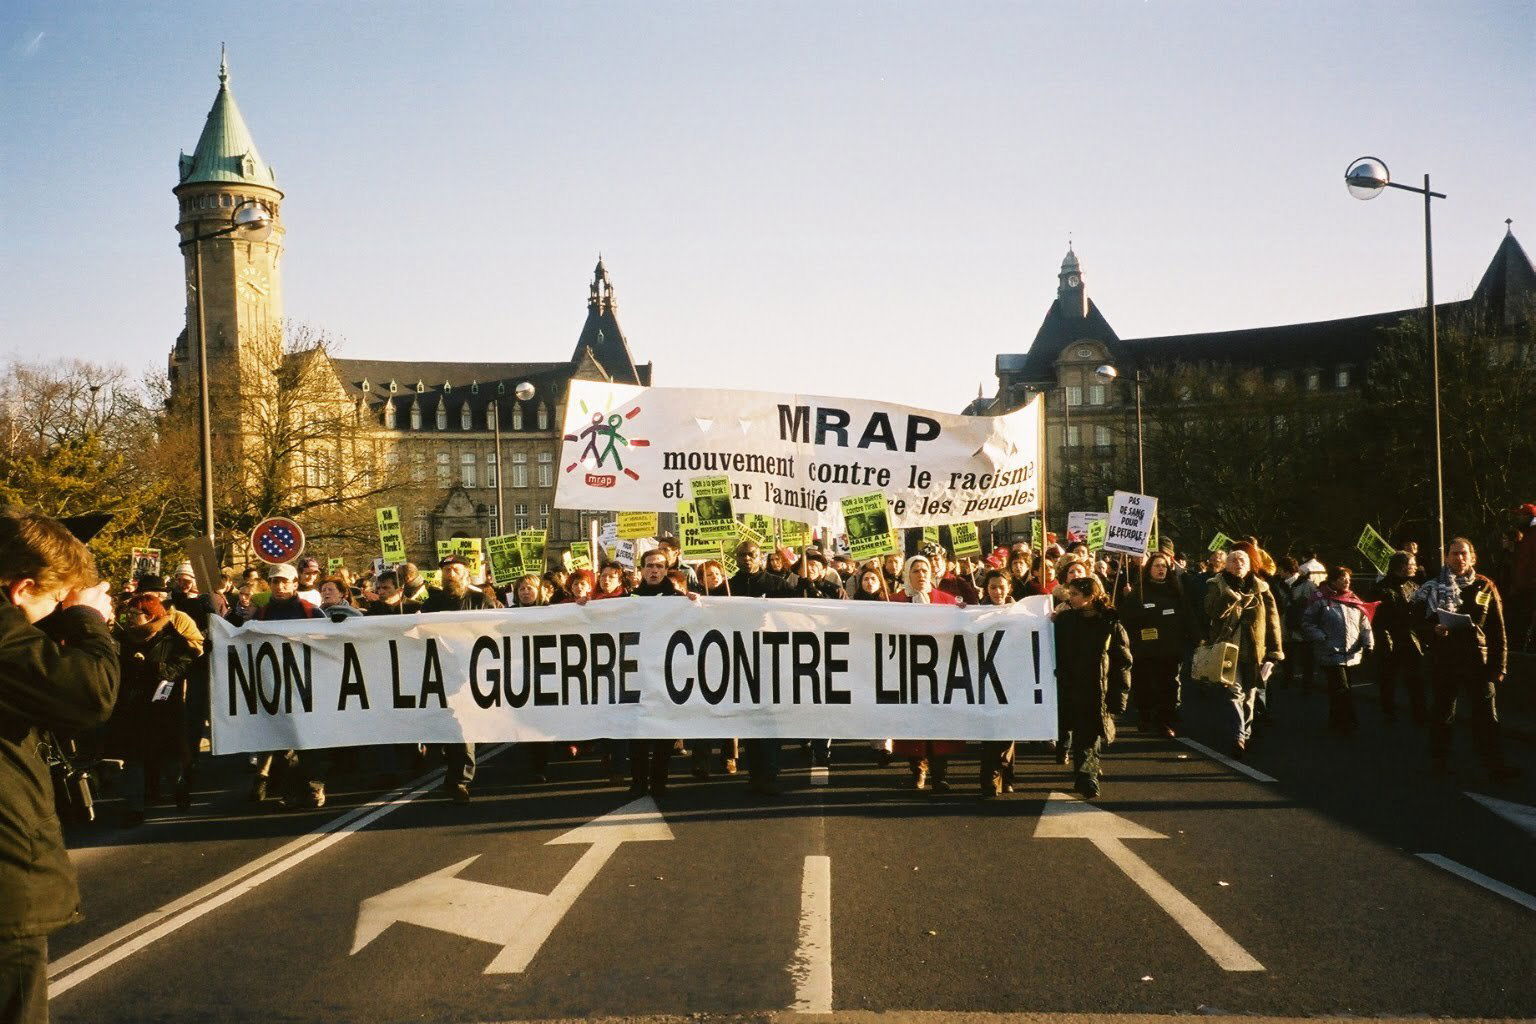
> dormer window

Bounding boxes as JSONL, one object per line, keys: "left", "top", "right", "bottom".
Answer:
{"left": 416, "top": 380, "right": 425, "bottom": 393}
{"left": 485, "top": 405, "right": 496, "bottom": 431}
{"left": 461, "top": 404, "right": 473, "bottom": 430}
{"left": 512, "top": 403, "right": 524, "bottom": 430}
{"left": 384, "top": 400, "right": 396, "bottom": 429}
{"left": 1305, "top": 371, "right": 1321, "bottom": 392}
{"left": 388, "top": 380, "right": 398, "bottom": 394}
{"left": 537, "top": 404, "right": 550, "bottom": 430}
{"left": 1335, "top": 367, "right": 1352, "bottom": 388}
{"left": 409, "top": 401, "right": 422, "bottom": 430}
{"left": 436, "top": 401, "right": 448, "bottom": 430}
{"left": 471, "top": 381, "right": 480, "bottom": 394}
{"left": 361, "top": 378, "right": 370, "bottom": 392}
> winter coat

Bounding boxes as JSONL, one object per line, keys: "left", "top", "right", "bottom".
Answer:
{"left": 1121, "top": 578, "right": 1189, "bottom": 660}
{"left": 1271, "top": 574, "right": 1319, "bottom": 642}
{"left": 420, "top": 587, "right": 491, "bottom": 613}
{"left": 108, "top": 616, "right": 198, "bottom": 762}
{"left": 892, "top": 588, "right": 960, "bottom": 606}
{"left": 892, "top": 590, "right": 966, "bottom": 757}
{"left": 728, "top": 569, "right": 798, "bottom": 599}
{"left": 320, "top": 602, "right": 364, "bottom": 621}
{"left": 936, "top": 573, "right": 979, "bottom": 606}
{"left": 253, "top": 596, "right": 323, "bottom": 621}
{"left": 1420, "top": 573, "right": 1507, "bottom": 681}
{"left": 1302, "top": 592, "right": 1375, "bottom": 667}
{"left": 1373, "top": 578, "right": 1427, "bottom": 658}
{"left": 793, "top": 575, "right": 846, "bottom": 600}
{"left": 1053, "top": 607, "right": 1132, "bottom": 743}
{"left": 1204, "top": 573, "right": 1284, "bottom": 689}
{"left": 0, "top": 592, "right": 119, "bottom": 939}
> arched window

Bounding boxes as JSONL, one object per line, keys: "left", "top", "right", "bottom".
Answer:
{"left": 512, "top": 403, "right": 524, "bottom": 430}
{"left": 384, "top": 401, "right": 396, "bottom": 429}
{"left": 436, "top": 401, "right": 448, "bottom": 431}
{"left": 461, "top": 403, "right": 473, "bottom": 430}
{"left": 409, "top": 402, "right": 421, "bottom": 430}
{"left": 536, "top": 404, "right": 549, "bottom": 430}
{"left": 485, "top": 405, "right": 496, "bottom": 431}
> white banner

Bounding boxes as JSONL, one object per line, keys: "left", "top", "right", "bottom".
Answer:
{"left": 210, "top": 597, "right": 1058, "bottom": 754}
{"left": 555, "top": 381, "right": 1042, "bottom": 529}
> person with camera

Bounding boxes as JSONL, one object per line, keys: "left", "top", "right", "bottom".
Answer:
{"left": 0, "top": 510, "right": 119, "bottom": 1024}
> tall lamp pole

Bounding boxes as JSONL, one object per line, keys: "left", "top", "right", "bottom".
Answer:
{"left": 492, "top": 397, "right": 505, "bottom": 533}
{"left": 179, "top": 199, "right": 272, "bottom": 547}
{"left": 1095, "top": 364, "right": 1146, "bottom": 493}
{"left": 1345, "top": 156, "right": 1447, "bottom": 563}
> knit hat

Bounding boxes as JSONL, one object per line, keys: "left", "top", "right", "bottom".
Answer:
{"left": 173, "top": 561, "right": 196, "bottom": 579}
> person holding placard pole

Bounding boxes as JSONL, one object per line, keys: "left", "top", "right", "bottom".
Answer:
{"left": 1373, "top": 551, "right": 1428, "bottom": 724}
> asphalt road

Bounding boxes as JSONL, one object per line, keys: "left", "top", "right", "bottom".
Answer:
{"left": 49, "top": 675, "right": 1536, "bottom": 1024}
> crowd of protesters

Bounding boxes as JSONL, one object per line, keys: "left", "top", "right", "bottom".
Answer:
{"left": 55, "top": 511, "right": 1525, "bottom": 826}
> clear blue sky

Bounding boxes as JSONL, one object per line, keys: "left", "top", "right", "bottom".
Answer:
{"left": 2, "top": 1, "right": 1531, "bottom": 410}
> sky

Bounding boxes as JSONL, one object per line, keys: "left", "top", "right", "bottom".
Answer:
{"left": 1, "top": 1, "right": 1532, "bottom": 411}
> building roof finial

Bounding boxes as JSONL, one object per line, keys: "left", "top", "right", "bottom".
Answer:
{"left": 219, "top": 43, "right": 228, "bottom": 85}
{"left": 1508, "top": 218, "right": 1515, "bottom": 234}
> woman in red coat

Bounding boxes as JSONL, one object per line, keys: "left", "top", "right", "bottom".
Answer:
{"left": 891, "top": 554, "right": 965, "bottom": 791}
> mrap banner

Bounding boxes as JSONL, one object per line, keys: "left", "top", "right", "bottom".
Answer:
{"left": 554, "top": 380, "right": 1043, "bottom": 530}
{"left": 209, "top": 597, "right": 1058, "bottom": 754}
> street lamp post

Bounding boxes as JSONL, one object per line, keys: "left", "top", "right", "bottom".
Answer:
{"left": 1095, "top": 364, "right": 1146, "bottom": 493}
{"left": 492, "top": 397, "right": 505, "bottom": 533}
{"left": 1345, "top": 156, "right": 1448, "bottom": 563}
{"left": 179, "top": 199, "right": 273, "bottom": 549}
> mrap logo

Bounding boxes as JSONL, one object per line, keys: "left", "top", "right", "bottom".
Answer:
{"left": 564, "top": 395, "right": 649, "bottom": 483}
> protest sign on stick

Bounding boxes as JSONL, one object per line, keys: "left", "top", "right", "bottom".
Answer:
{"left": 951, "top": 521, "right": 983, "bottom": 558}
{"left": 840, "top": 492, "right": 898, "bottom": 561}
{"left": 690, "top": 476, "right": 737, "bottom": 540}
{"left": 616, "top": 512, "right": 658, "bottom": 541}
{"left": 1104, "top": 491, "right": 1158, "bottom": 557}
{"left": 376, "top": 507, "right": 407, "bottom": 563}
{"left": 1356, "top": 524, "right": 1395, "bottom": 574}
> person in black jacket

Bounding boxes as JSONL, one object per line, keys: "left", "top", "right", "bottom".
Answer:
{"left": 628, "top": 548, "right": 692, "bottom": 798}
{"left": 1121, "top": 552, "right": 1189, "bottom": 737}
{"left": 0, "top": 510, "right": 119, "bottom": 1024}
{"left": 110, "top": 593, "right": 200, "bottom": 823}
{"left": 1374, "top": 551, "right": 1428, "bottom": 724}
{"left": 1053, "top": 576, "right": 1132, "bottom": 799}
{"left": 420, "top": 557, "right": 488, "bottom": 803}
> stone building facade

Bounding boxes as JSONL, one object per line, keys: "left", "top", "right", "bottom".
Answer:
{"left": 166, "top": 58, "right": 650, "bottom": 564}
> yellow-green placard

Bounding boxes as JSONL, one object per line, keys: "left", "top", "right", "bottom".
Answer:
{"left": 616, "top": 511, "right": 658, "bottom": 540}
{"left": 690, "top": 477, "right": 737, "bottom": 540}
{"left": 921, "top": 526, "right": 940, "bottom": 546}
{"left": 676, "top": 501, "right": 720, "bottom": 561}
{"left": 436, "top": 539, "right": 452, "bottom": 562}
{"left": 486, "top": 534, "right": 522, "bottom": 586}
{"left": 326, "top": 557, "right": 344, "bottom": 573}
{"left": 718, "top": 549, "right": 739, "bottom": 577}
{"left": 1207, "top": 531, "right": 1233, "bottom": 553}
{"left": 1357, "top": 524, "right": 1395, "bottom": 574}
{"left": 569, "top": 542, "right": 592, "bottom": 571}
{"left": 376, "top": 507, "right": 407, "bottom": 563}
{"left": 1087, "top": 518, "right": 1107, "bottom": 553}
{"left": 1031, "top": 517, "right": 1043, "bottom": 551}
{"left": 841, "top": 491, "right": 897, "bottom": 561}
{"left": 951, "top": 521, "right": 982, "bottom": 558}
{"left": 737, "top": 514, "right": 773, "bottom": 547}
{"left": 778, "top": 518, "right": 811, "bottom": 549}
{"left": 517, "top": 530, "right": 547, "bottom": 574}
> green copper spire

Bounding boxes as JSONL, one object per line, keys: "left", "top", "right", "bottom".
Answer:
{"left": 177, "top": 48, "right": 278, "bottom": 188}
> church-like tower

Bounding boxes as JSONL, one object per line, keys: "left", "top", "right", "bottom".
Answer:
{"left": 168, "top": 50, "right": 285, "bottom": 427}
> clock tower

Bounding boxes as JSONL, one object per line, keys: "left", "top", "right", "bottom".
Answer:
{"left": 169, "top": 51, "right": 285, "bottom": 433}
{"left": 1057, "top": 245, "right": 1087, "bottom": 319}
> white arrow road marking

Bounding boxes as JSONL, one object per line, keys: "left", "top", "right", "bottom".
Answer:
{"left": 1464, "top": 792, "right": 1536, "bottom": 840}
{"left": 1034, "top": 793, "right": 1265, "bottom": 972}
{"left": 351, "top": 795, "right": 673, "bottom": 973}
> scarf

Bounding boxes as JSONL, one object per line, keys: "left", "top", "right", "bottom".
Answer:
{"left": 1415, "top": 567, "right": 1474, "bottom": 617}
{"left": 1314, "top": 585, "right": 1380, "bottom": 622}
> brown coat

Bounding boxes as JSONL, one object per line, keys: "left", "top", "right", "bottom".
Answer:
{"left": 1204, "top": 573, "right": 1285, "bottom": 686}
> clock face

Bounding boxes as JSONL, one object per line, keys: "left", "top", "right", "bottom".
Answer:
{"left": 1067, "top": 274, "right": 1081, "bottom": 288}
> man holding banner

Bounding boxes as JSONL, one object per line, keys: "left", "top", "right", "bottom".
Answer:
{"left": 420, "top": 556, "right": 488, "bottom": 804}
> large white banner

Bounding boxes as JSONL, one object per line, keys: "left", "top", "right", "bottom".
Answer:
{"left": 555, "top": 381, "right": 1042, "bottom": 530}
{"left": 210, "top": 597, "right": 1058, "bottom": 754}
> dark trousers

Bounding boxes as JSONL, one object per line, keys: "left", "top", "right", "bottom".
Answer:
{"left": 1378, "top": 649, "right": 1427, "bottom": 722}
{"left": 1071, "top": 735, "right": 1101, "bottom": 792}
{"left": 0, "top": 935, "right": 47, "bottom": 1024}
{"left": 1429, "top": 662, "right": 1505, "bottom": 769}
{"left": 1285, "top": 640, "right": 1316, "bottom": 691}
{"left": 443, "top": 743, "right": 476, "bottom": 786}
{"left": 1132, "top": 653, "right": 1181, "bottom": 727}
{"left": 628, "top": 739, "right": 673, "bottom": 794}
{"left": 1322, "top": 664, "right": 1358, "bottom": 734}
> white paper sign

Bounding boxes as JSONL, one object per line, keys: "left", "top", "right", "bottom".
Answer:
{"left": 1103, "top": 491, "right": 1158, "bottom": 557}
{"left": 1066, "top": 511, "right": 1106, "bottom": 543}
{"left": 555, "top": 382, "right": 1042, "bottom": 529}
{"left": 210, "top": 596, "right": 1058, "bottom": 754}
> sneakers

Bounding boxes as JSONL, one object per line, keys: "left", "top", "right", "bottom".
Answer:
{"left": 450, "top": 783, "right": 471, "bottom": 804}
{"left": 1082, "top": 777, "right": 1102, "bottom": 800}
{"left": 279, "top": 786, "right": 326, "bottom": 811}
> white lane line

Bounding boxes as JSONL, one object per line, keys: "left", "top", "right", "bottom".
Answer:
{"left": 791, "top": 855, "right": 832, "bottom": 1013}
{"left": 49, "top": 744, "right": 510, "bottom": 997}
{"left": 1417, "top": 854, "right": 1536, "bottom": 912}
{"left": 809, "top": 766, "right": 829, "bottom": 787}
{"left": 1176, "top": 738, "right": 1277, "bottom": 784}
